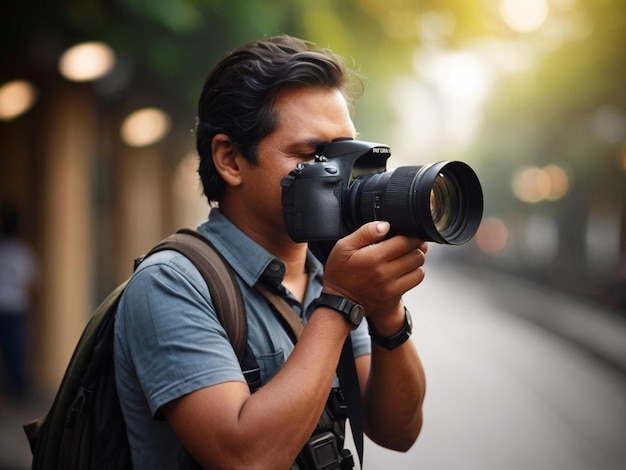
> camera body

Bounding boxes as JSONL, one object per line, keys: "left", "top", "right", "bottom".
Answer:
{"left": 281, "top": 139, "right": 389, "bottom": 242}
{"left": 281, "top": 139, "right": 484, "bottom": 250}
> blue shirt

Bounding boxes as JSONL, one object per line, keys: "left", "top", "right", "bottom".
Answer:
{"left": 114, "top": 209, "right": 371, "bottom": 468}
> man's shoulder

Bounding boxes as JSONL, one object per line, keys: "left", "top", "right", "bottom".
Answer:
{"left": 121, "top": 248, "right": 210, "bottom": 308}
{"left": 135, "top": 248, "right": 204, "bottom": 279}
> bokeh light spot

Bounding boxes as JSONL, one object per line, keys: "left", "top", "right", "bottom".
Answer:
{"left": 120, "top": 108, "right": 171, "bottom": 147}
{"left": 476, "top": 217, "right": 509, "bottom": 254}
{"left": 59, "top": 42, "right": 116, "bottom": 82}
{"left": 0, "top": 80, "right": 37, "bottom": 121}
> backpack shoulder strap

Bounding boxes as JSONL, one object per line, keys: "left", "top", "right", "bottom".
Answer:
{"left": 143, "top": 228, "right": 248, "bottom": 364}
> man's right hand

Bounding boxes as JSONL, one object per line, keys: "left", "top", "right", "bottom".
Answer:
{"left": 322, "top": 221, "right": 427, "bottom": 320}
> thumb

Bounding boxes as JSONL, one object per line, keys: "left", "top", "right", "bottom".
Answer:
{"left": 342, "top": 221, "right": 390, "bottom": 251}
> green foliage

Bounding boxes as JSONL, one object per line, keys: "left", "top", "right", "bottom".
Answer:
{"left": 2, "top": 0, "right": 624, "bottom": 297}
{"left": 2, "top": 0, "right": 624, "bottom": 177}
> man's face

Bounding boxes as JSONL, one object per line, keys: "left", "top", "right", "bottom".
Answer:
{"left": 236, "top": 87, "right": 357, "bottom": 234}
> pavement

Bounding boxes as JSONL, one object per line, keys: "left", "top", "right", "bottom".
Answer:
{"left": 461, "top": 264, "right": 626, "bottom": 376}
{"left": 0, "top": 387, "right": 53, "bottom": 470}
{"left": 1, "top": 263, "right": 625, "bottom": 469}
{"left": 365, "top": 259, "right": 626, "bottom": 470}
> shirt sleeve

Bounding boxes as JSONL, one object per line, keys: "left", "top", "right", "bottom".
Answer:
{"left": 350, "top": 321, "right": 372, "bottom": 358}
{"left": 115, "top": 250, "right": 246, "bottom": 417}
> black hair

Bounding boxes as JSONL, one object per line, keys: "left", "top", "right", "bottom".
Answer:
{"left": 195, "top": 35, "right": 360, "bottom": 203}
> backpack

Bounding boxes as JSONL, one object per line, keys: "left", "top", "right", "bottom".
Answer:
{"left": 23, "top": 229, "right": 260, "bottom": 470}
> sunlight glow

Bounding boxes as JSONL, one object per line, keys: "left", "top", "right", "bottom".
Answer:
{"left": 500, "top": 0, "right": 549, "bottom": 33}
{"left": 392, "top": 48, "right": 492, "bottom": 160}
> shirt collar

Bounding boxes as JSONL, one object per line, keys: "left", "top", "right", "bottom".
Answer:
{"left": 197, "top": 208, "right": 323, "bottom": 290}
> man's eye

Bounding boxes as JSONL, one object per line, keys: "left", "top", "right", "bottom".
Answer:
{"left": 315, "top": 143, "right": 329, "bottom": 156}
{"left": 293, "top": 152, "right": 316, "bottom": 162}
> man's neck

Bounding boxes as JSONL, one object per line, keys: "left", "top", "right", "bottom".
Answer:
{"left": 219, "top": 202, "right": 310, "bottom": 294}
{"left": 253, "top": 230, "right": 310, "bottom": 303}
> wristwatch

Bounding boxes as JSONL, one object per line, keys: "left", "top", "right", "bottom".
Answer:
{"left": 315, "top": 293, "right": 365, "bottom": 330}
{"left": 368, "top": 307, "right": 413, "bottom": 350}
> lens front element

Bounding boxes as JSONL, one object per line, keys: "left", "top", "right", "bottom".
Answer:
{"left": 430, "top": 172, "right": 459, "bottom": 234}
{"left": 412, "top": 161, "right": 483, "bottom": 244}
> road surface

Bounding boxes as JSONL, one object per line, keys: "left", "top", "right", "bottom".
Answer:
{"left": 360, "top": 249, "right": 626, "bottom": 470}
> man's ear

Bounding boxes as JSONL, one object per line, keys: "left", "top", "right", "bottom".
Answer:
{"left": 211, "top": 133, "right": 243, "bottom": 186}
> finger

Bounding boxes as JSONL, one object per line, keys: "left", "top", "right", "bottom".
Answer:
{"left": 396, "top": 265, "right": 426, "bottom": 292}
{"left": 371, "top": 235, "right": 425, "bottom": 262}
{"left": 367, "top": 261, "right": 426, "bottom": 309}
{"left": 392, "top": 247, "right": 426, "bottom": 275}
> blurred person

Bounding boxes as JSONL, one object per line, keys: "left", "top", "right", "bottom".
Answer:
{"left": 114, "top": 35, "right": 428, "bottom": 469}
{"left": 613, "top": 252, "right": 626, "bottom": 312}
{"left": 0, "top": 203, "right": 38, "bottom": 399}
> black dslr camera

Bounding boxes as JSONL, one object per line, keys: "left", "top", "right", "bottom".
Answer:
{"left": 281, "top": 139, "right": 483, "bottom": 257}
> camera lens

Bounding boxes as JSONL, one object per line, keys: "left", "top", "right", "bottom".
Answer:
{"left": 348, "top": 161, "right": 483, "bottom": 244}
{"left": 430, "top": 172, "right": 458, "bottom": 234}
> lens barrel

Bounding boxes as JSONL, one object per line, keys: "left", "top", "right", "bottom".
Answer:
{"left": 348, "top": 161, "right": 483, "bottom": 244}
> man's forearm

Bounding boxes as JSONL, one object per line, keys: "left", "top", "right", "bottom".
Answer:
{"left": 362, "top": 339, "right": 426, "bottom": 451}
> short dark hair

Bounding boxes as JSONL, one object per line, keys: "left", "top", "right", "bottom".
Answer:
{"left": 196, "top": 35, "right": 360, "bottom": 203}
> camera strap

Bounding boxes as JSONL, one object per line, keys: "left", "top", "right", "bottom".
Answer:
{"left": 336, "top": 336, "right": 364, "bottom": 467}
{"left": 255, "top": 283, "right": 304, "bottom": 341}
{"left": 255, "top": 283, "right": 364, "bottom": 468}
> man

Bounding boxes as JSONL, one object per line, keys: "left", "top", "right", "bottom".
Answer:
{"left": 114, "top": 35, "right": 427, "bottom": 469}
{"left": 0, "top": 204, "right": 38, "bottom": 400}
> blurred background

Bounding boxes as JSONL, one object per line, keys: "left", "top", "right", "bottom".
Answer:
{"left": 0, "top": 0, "right": 625, "bottom": 468}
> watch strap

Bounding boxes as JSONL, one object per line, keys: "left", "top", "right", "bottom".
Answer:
{"left": 368, "top": 307, "right": 413, "bottom": 350}
{"left": 315, "top": 293, "right": 364, "bottom": 329}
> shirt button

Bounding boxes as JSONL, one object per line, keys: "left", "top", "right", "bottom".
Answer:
{"left": 269, "top": 262, "right": 281, "bottom": 272}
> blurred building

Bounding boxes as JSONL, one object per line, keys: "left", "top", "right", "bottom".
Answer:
{"left": 0, "top": 44, "right": 209, "bottom": 389}
{"left": 2, "top": 0, "right": 625, "bottom": 390}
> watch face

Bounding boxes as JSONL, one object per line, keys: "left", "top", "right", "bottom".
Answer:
{"left": 350, "top": 304, "right": 365, "bottom": 326}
